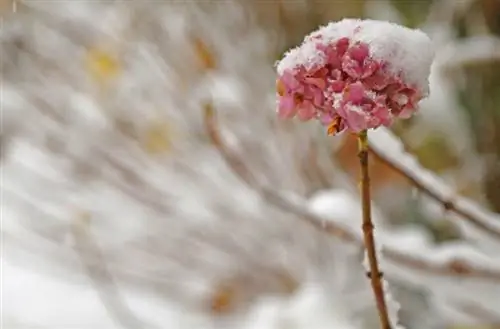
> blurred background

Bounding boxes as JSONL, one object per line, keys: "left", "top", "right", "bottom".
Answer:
{"left": 2, "top": 0, "right": 500, "bottom": 328}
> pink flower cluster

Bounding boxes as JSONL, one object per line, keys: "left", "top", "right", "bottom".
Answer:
{"left": 276, "top": 37, "right": 422, "bottom": 135}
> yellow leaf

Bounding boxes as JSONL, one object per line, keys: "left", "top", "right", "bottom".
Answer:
{"left": 210, "top": 285, "right": 235, "bottom": 314}
{"left": 86, "top": 48, "right": 120, "bottom": 83}
{"left": 192, "top": 37, "right": 216, "bottom": 70}
{"left": 143, "top": 122, "right": 173, "bottom": 155}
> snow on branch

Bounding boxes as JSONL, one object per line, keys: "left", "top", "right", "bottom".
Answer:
{"left": 203, "top": 102, "right": 500, "bottom": 284}
{"left": 367, "top": 128, "right": 500, "bottom": 243}
{"left": 439, "top": 36, "right": 500, "bottom": 70}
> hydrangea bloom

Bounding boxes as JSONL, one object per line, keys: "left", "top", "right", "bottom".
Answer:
{"left": 275, "top": 19, "right": 435, "bottom": 135}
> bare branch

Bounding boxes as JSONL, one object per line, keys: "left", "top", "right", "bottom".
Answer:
{"left": 72, "top": 213, "right": 155, "bottom": 329}
{"left": 367, "top": 131, "right": 500, "bottom": 240}
{"left": 203, "top": 103, "right": 500, "bottom": 284}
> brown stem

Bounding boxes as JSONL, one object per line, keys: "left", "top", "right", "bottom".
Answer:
{"left": 358, "top": 130, "right": 392, "bottom": 329}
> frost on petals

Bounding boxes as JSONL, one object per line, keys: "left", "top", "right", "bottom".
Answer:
{"left": 275, "top": 19, "right": 435, "bottom": 135}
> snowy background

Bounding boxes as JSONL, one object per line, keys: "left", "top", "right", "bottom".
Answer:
{"left": 2, "top": 0, "right": 500, "bottom": 328}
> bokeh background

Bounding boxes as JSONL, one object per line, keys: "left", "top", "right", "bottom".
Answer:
{"left": 2, "top": 0, "right": 500, "bottom": 328}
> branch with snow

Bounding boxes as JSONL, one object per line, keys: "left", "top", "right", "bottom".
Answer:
{"left": 204, "top": 102, "right": 500, "bottom": 324}
{"left": 203, "top": 103, "right": 500, "bottom": 282}
{"left": 367, "top": 128, "right": 500, "bottom": 244}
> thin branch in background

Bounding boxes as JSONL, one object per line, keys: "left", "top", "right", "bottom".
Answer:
{"left": 358, "top": 130, "right": 391, "bottom": 329}
{"left": 368, "top": 139, "right": 500, "bottom": 240}
{"left": 382, "top": 247, "right": 500, "bottom": 282}
{"left": 203, "top": 103, "right": 500, "bottom": 284}
{"left": 71, "top": 212, "right": 154, "bottom": 329}
{"left": 457, "top": 301, "right": 500, "bottom": 325}
{"left": 304, "top": 141, "right": 331, "bottom": 190}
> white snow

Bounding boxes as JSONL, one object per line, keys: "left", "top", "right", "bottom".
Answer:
{"left": 277, "top": 19, "right": 435, "bottom": 96}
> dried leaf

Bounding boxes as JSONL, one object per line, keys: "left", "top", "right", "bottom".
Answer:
{"left": 192, "top": 37, "right": 216, "bottom": 70}
{"left": 210, "top": 285, "right": 236, "bottom": 314}
{"left": 86, "top": 48, "right": 121, "bottom": 83}
{"left": 276, "top": 270, "right": 299, "bottom": 294}
{"left": 143, "top": 122, "right": 173, "bottom": 155}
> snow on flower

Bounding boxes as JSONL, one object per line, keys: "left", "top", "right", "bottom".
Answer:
{"left": 275, "top": 19, "right": 435, "bottom": 135}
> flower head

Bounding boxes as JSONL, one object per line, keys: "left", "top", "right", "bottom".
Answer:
{"left": 275, "top": 19, "right": 435, "bottom": 135}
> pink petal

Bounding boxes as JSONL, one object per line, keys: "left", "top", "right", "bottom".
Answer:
{"left": 371, "top": 105, "right": 393, "bottom": 127}
{"left": 330, "top": 69, "right": 342, "bottom": 80}
{"left": 363, "top": 70, "right": 390, "bottom": 91}
{"left": 398, "top": 105, "right": 416, "bottom": 119}
{"left": 361, "top": 59, "right": 379, "bottom": 79}
{"left": 336, "top": 38, "right": 350, "bottom": 57}
{"left": 310, "top": 67, "right": 329, "bottom": 79}
{"left": 344, "top": 108, "right": 368, "bottom": 132}
{"left": 374, "top": 94, "right": 387, "bottom": 105}
{"left": 348, "top": 43, "right": 369, "bottom": 63}
{"left": 326, "top": 51, "right": 342, "bottom": 68}
{"left": 385, "top": 82, "right": 404, "bottom": 97}
{"left": 315, "top": 43, "right": 327, "bottom": 52}
{"left": 319, "top": 112, "right": 335, "bottom": 126}
{"left": 277, "top": 96, "right": 297, "bottom": 118}
{"left": 392, "top": 93, "right": 409, "bottom": 107}
{"left": 304, "top": 77, "right": 326, "bottom": 89}
{"left": 297, "top": 101, "right": 316, "bottom": 121}
{"left": 330, "top": 80, "right": 345, "bottom": 93}
{"left": 344, "top": 82, "right": 365, "bottom": 104}
{"left": 342, "top": 57, "right": 363, "bottom": 79}
{"left": 281, "top": 71, "right": 300, "bottom": 90}
{"left": 312, "top": 88, "right": 325, "bottom": 107}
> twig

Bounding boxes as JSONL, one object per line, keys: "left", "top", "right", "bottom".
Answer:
{"left": 72, "top": 213, "right": 154, "bottom": 329}
{"left": 457, "top": 301, "right": 500, "bottom": 324}
{"left": 203, "top": 103, "right": 500, "bottom": 284}
{"left": 367, "top": 139, "right": 500, "bottom": 240}
{"left": 358, "top": 130, "right": 391, "bottom": 329}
